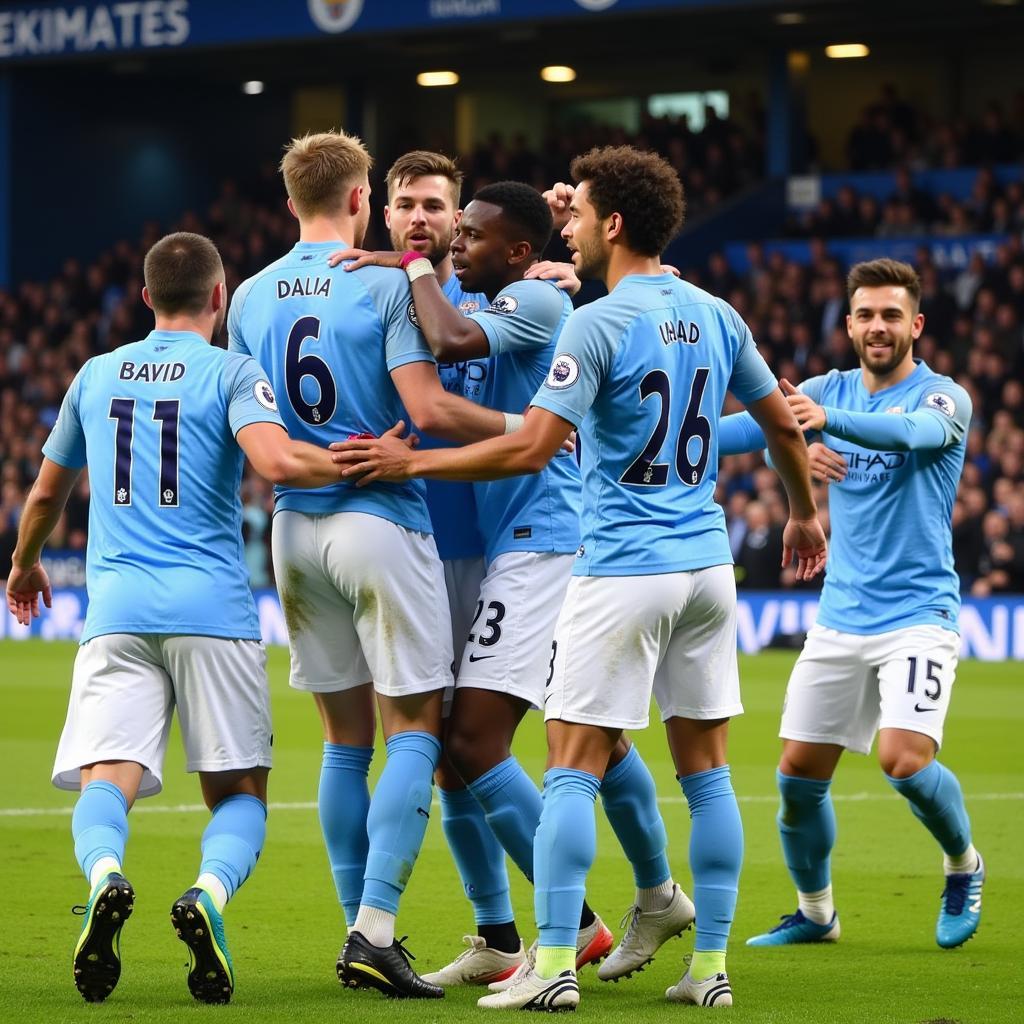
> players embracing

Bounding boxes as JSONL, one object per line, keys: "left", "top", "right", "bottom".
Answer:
{"left": 333, "top": 144, "right": 827, "bottom": 1010}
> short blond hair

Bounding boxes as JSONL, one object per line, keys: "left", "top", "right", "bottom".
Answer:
{"left": 280, "top": 130, "right": 373, "bottom": 218}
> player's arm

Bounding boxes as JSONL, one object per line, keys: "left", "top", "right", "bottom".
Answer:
{"left": 727, "top": 313, "right": 825, "bottom": 579}
{"left": 391, "top": 361, "right": 511, "bottom": 442}
{"left": 331, "top": 407, "right": 573, "bottom": 485}
{"left": 236, "top": 422, "right": 350, "bottom": 488}
{"left": 783, "top": 379, "right": 970, "bottom": 452}
{"left": 746, "top": 390, "right": 826, "bottom": 579}
{"left": 718, "top": 411, "right": 766, "bottom": 455}
{"left": 329, "top": 249, "right": 489, "bottom": 359}
{"left": 6, "top": 458, "right": 82, "bottom": 623}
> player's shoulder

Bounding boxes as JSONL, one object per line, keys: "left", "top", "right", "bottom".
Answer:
{"left": 914, "top": 363, "right": 972, "bottom": 418}
{"left": 491, "top": 277, "right": 568, "bottom": 318}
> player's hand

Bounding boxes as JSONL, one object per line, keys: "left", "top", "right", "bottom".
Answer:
{"left": 542, "top": 182, "right": 575, "bottom": 231}
{"left": 327, "top": 248, "right": 405, "bottom": 271}
{"left": 807, "top": 442, "right": 847, "bottom": 484}
{"left": 782, "top": 517, "right": 828, "bottom": 581}
{"left": 781, "top": 378, "right": 826, "bottom": 432}
{"left": 524, "top": 260, "right": 582, "bottom": 296}
{"left": 329, "top": 421, "right": 417, "bottom": 486}
{"left": 661, "top": 264, "right": 681, "bottom": 277}
{"left": 5, "top": 561, "right": 52, "bottom": 626}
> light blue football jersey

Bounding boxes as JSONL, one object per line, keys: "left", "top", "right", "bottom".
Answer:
{"left": 466, "top": 279, "right": 581, "bottom": 562}
{"left": 531, "top": 274, "right": 777, "bottom": 577}
{"left": 228, "top": 241, "right": 435, "bottom": 533}
{"left": 42, "top": 330, "right": 284, "bottom": 642}
{"left": 721, "top": 360, "right": 970, "bottom": 634}
{"left": 417, "top": 273, "right": 488, "bottom": 561}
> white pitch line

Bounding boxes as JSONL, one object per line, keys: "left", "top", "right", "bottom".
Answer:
{"left": 2, "top": 792, "right": 1022, "bottom": 818}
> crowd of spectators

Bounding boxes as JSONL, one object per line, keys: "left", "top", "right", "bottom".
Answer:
{"left": 457, "top": 105, "right": 764, "bottom": 221}
{"left": 788, "top": 167, "right": 1024, "bottom": 239}
{"left": 686, "top": 232, "right": 1024, "bottom": 594}
{"left": 2, "top": 107, "right": 1023, "bottom": 597}
{"left": 845, "top": 86, "right": 1024, "bottom": 172}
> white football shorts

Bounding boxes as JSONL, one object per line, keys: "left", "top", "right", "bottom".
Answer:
{"left": 456, "top": 551, "right": 574, "bottom": 709}
{"left": 272, "top": 510, "right": 454, "bottom": 697}
{"left": 543, "top": 563, "right": 742, "bottom": 730}
{"left": 443, "top": 555, "right": 487, "bottom": 669}
{"left": 780, "top": 623, "right": 960, "bottom": 753}
{"left": 52, "top": 633, "right": 271, "bottom": 799}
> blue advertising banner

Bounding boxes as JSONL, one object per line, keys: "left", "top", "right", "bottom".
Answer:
{"left": 786, "top": 166, "right": 1023, "bottom": 210}
{"left": 724, "top": 234, "right": 1006, "bottom": 275}
{"left": 0, "top": 0, "right": 783, "bottom": 63}
{"left": 5, "top": 588, "right": 1024, "bottom": 661}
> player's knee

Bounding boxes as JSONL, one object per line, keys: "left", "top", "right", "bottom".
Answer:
{"left": 880, "top": 748, "right": 933, "bottom": 779}
{"left": 445, "top": 723, "right": 509, "bottom": 785}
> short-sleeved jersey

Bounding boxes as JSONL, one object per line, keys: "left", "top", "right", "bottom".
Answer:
{"left": 417, "top": 274, "right": 488, "bottom": 561}
{"left": 532, "top": 274, "right": 777, "bottom": 577}
{"left": 465, "top": 279, "right": 581, "bottom": 562}
{"left": 42, "top": 330, "right": 283, "bottom": 643}
{"left": 228, "top": 242, "right": 435, "bottom": 534}
{"left": 801, "top": 361, "right": 971, "bottom": 634}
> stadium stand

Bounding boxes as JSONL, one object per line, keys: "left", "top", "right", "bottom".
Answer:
{"left": 1, "top": 116, "right": 1022, "bottom": 596}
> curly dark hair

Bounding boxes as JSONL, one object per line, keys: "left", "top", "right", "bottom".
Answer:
{"left": 473, "top": 180, "right": 554, "bottom": 255}
{"left": 569, "top": 145, "right": 685, "bottom": 256}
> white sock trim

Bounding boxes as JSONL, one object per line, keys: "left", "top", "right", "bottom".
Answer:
{"left": 943, "top": 843, "right": 979, "bottom": 875}
{"left": 196, "top": 872, "right": 229, "bottom": 913}
{"left": 797, "top": 885, "right": 835, "bottom": 925}
{"left": 637, "top": 880, "right": 675, "bottom": 913}
{"left": 354, "top": 905, "right": 396, "bottom": 948}
{"left": 89, "top": 857, "right": 121, "bottom": 889}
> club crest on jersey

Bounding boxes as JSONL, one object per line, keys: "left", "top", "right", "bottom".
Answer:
{"left": 546, "top": 354, "right": 581, "bottom": 390}
{"left": 924, "top": 392, "right": 956, "bottom": 417}
{"left": 308, "top": 0, "right": 363, "bottom": 34}
{"left": 487, "top": 295, "right": 519, "bottom": 316}
{"left": 885, "top": 406, "right": 903, "bottom": 414}
{"left": 254, "top": 380, "right": 278, "bottom": 411}
{"left": 407, "top": 301, "right": 420, "bottom": 328}
{"left": 459, "top": 300, "right": 480, "bottom": 314}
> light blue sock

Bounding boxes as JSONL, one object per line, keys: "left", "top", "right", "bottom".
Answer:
{"left": 776, "top": 770, "right": 835, "bottom": 893}
{"left": 600, "top": 744, "right": 671, "bottom": 888}
{"left": 319, "top": 743, "right": 373, "bottom": 926}
{"left": 200, "top": 794, "right": 267, "bottom": 901}
{"left": 468, "top": 756, "right": 543, "bottom": 883}
{"left": 534, "top": 768, "right": 601, "bottom": 949}
{"left": 681, "top": 765, "right": 743, "bottom": 952}
{"left": 439, "top": 786, "right": 514, "bottom": 925}
{"left": 362, "top": 731, "right": 441, "bottom": 913}
{"left": 887, "top": 760, "right": 972, "bottom": 856}
{"left": 72, "top": 780, "right": 129, "bottom": 884}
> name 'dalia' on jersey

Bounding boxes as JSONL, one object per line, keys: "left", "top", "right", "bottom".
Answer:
{"left": 277, "top": 277, "right": 332, "bottom": 299}
{"left": 119, "top": 361, "right": 186, "bottom": 382}
{"left": 659, "top": 319, "right": 701, "bottom": 346}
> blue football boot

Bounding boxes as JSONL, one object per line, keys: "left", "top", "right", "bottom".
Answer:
{"left": 746, "top": 909, "right": 840, "bottom": 946}
{"left": 937, "top": 853, "right": 984, "bottom": 949}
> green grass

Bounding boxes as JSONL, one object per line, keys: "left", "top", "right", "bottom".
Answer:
{"left": 0, "top": 640, "right": 1020, "bottom": 1023}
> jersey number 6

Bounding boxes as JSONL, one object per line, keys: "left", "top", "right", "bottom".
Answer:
{"left": 285, "top": 315, "right": 337, "bottom": 426}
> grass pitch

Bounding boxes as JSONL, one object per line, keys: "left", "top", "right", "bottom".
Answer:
{"left": 0, "top": 640, "right": 1020, "bottom": 1023}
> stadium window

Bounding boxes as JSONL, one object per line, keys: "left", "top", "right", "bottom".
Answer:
{"left": 647, "top": 91, "right": 729, "bottom": 130}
